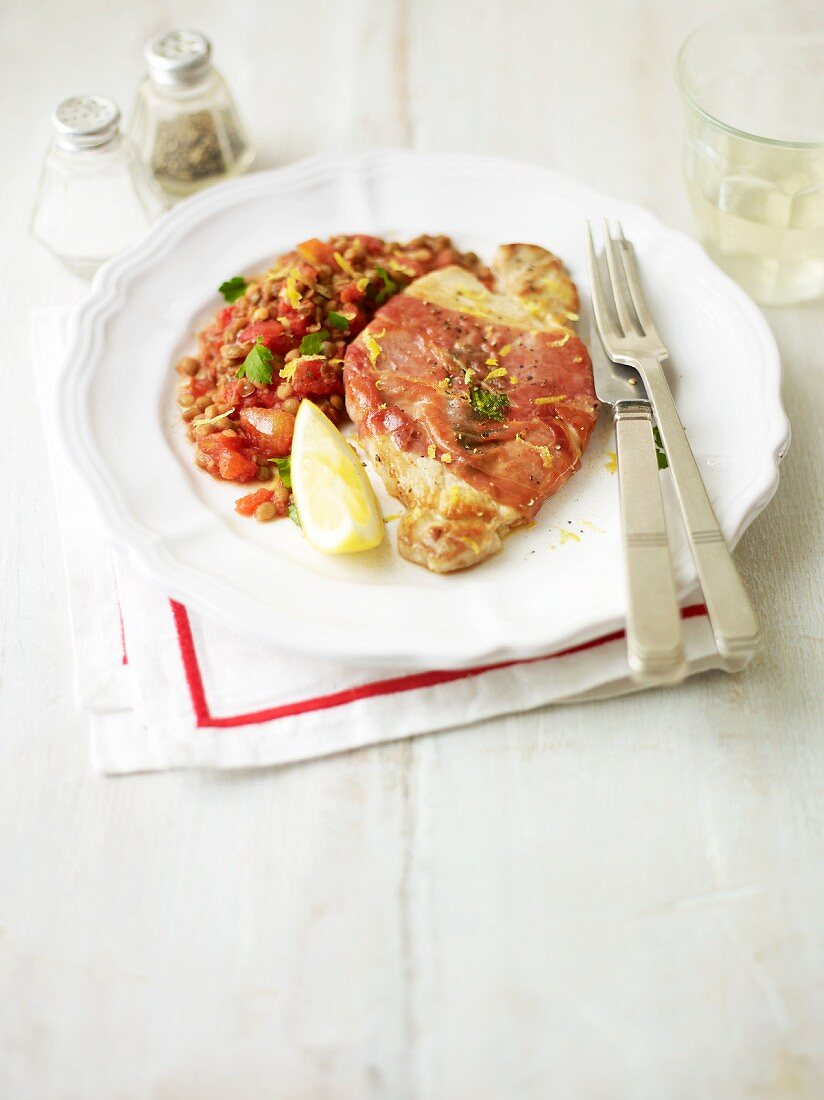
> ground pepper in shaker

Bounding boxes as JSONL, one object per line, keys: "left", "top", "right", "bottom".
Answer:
{"left": 130, "top": 30, "right": 255, "bottom": 199}
{"left": 30, "top": 94, "right": 166, "bottom": 277}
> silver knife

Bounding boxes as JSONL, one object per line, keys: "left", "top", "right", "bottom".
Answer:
{"left": 586, "top": 310, "right": 687, "bottom": 685}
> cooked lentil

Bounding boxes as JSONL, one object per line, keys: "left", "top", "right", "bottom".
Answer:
{"left": 177, "top": 233, "right": 490, "bottom": 517}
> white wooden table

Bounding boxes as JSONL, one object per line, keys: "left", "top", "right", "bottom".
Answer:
{"left": 2, "top": 2, "right": 823, "bottom": 1097}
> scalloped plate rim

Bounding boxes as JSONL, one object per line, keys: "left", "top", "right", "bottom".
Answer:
{"left": 56, "top": 149, "right": 789, "bottom": 669}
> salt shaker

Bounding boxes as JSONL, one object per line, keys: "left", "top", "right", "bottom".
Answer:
{"left": 30, "top": 95, "right": 167, "bottom": 278}
{"left": 130, "top": 30, "right": 255, "bottom": 199}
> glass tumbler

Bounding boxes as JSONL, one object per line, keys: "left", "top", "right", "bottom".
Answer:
{"left": 677, "top": 9, "right": 824, "bottom": 305}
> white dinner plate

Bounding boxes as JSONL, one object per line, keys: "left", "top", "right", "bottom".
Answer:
{"left": 58, "top": 150, "right": 789, "bottom": 669}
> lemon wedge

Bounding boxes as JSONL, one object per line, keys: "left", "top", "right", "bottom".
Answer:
{"left": 290, "top": 400, "right": 384, "bottom": 554}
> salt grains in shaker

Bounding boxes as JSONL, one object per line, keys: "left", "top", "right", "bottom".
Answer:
{"left": 30, "top": 95, "right": 167, "bottom": 277}
{"left": 130, "top": 30, "right": 255, "bottom": 199}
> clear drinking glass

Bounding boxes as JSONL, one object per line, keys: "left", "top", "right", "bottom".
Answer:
{"left": 676, "top": 8, "right": 824, "bottom": 305}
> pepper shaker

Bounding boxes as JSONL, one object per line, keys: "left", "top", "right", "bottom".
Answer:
{"left": 130, "top": 30, "right": 255, "bottom": 199}
{"left": 30, "top": 95, "right": 167, "bottom": 277}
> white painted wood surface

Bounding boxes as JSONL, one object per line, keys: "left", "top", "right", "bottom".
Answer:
{"left": 2, "top": 1, "right": 823, "bottom": 1096}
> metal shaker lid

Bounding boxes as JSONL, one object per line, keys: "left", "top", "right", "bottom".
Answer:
{"left": 52, "top": 95, "right": 120, "bottom": 150}
{"left": 145, "top": 29, "right": 212, "bottom": 86}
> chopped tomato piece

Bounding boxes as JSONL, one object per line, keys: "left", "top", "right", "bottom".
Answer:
{"left": 342, "top": 304, "right": 366, "bottom": 337}
{"left": 217, "top": 305, "right": 234, "bottom": 329}
{"left": 239, "top": 406, "right": 295, "bottom": 457}
{"left": 235, "top": 487, "right": 274, "bottom": 516}
{"left": 234, "top": 479, "right": 291, "bottom": 518}
{"left": 290, "top": 358, "right": 344, "bottom": 398}
{"left": 237, "top": 320, "right": 291, "bottom": 355}
{"left": 197, "top": 433, "right": 258, "bottom": 482}
{"left": 297, "top": 238, "right": 336, "bottom": 266}
{"left": 340, "top": 282, "right": 365, "bottom": 304}
{"left": 189, "top": 376, "right": 213, "bottom": 398}
{"left": 276, "top": 306, "right": 310, "bottom": 339}
{"left": 356, "top": 234, "right": 385, "bottom": 255}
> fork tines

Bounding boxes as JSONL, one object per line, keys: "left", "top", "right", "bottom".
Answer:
{"left": 586, "top": 221, "right": 667, "bottom": 363}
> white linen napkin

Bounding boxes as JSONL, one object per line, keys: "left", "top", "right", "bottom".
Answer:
{"left": 35, "top": 308, "right": 725, "bottom": 774}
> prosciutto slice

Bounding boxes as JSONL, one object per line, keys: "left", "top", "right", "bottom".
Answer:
{"left": 344, "top": 246, "right": 598, "bottom": 572}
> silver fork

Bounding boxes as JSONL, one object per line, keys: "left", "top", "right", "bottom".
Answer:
{"left": 587, "top": 316, "right": 687, "bottom": 684}
{"left": 586, "top": 221, "right": 760, "bottom": 668}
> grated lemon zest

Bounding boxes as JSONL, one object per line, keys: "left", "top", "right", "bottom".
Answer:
{"left": 534, "top": 395, "right": 567, "bottom": 405}
{"left": 464, "top": 368, "right": 473, "bottom": 384}
{"left": 456, "top": 286, "right": 487, "bottom": 302}
{"left": 485, "top": 366, "right": 507, "bottom": 381}
{"left": 427, "top": 444, "right": 437, "bottom": 460}
{"left": 279, "top": 354, "right": 325, "bottom": 380}
{"left": 436, "top": 378, "right": 450, "bottom": 394}
{"left": 499, "top": 344, "right": 513, "bottom": 356}
{"left": 547, "top": 331, "right": 571, "bottom": 348}
{"left": 334, "top": 251, "right": 356, "bottom": 277}
{"left": 364, "top": 328, "right": 385, "bottom": 366}
{"left": 442, "top": 453, "right": 453, "bottom": 463}
{"left": 193, "top": 406, "right": 235, "bottom": 427}
{"left": 388, "top": 260, "right": 416, "bottom": 277}
{"left": 509, "top": 375, "right": 519, "bottom": 385}
{"left": 516, "top": 431, "right": 554, "bottom": 468}
{"left": 356, "top": 277, "right": 370, "bottom": 293}
{"left": 283, "top": 270, "right": 302, "bottom": 308}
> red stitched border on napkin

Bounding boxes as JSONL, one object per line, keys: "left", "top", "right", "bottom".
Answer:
{"left": 168, "top": 600, "right": 709, "bottom": 729}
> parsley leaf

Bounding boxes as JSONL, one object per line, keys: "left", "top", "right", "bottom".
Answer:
{"left": 218, "top": 275, "right": 247, "bottom": 303}
{"left": 327, "top": 311, "right": 349, "bottom": 331}
{"left": 373, "top": 266, "right": 398, "bottom": 305}
{"left": 236, "top": 338, "right": 274, "bottom": 385}
{"left": 653, "top": 426, "right": 669, "bottom": 470}
{"left": 299, "top": 330, "right": 330, "bottom": 356}
{"left": 271, "top": 456, "right": 292, "bottom": 488}
{"left": 288, "top": 502, "right": 301, "bottom": 527}
{"left": 469, "top": 385, "right": 510, "bottom": 422}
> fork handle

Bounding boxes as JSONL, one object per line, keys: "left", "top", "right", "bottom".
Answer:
{"left": 614, "top": 401, "right": 687, "bottom": 685}
{"left": 637, "top": 359, "right": 760, "bottom": 667}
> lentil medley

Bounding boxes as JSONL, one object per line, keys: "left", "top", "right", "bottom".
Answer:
{"left": 176, "top": 233, "right": 490, "bottom": 522}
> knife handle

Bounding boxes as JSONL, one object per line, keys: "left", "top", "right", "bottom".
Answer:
{"left": 637, "top": 361, "right": 760, "bottom": 668}
{"left": 614, "top": 401, "right": 687, "bottom": 685}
